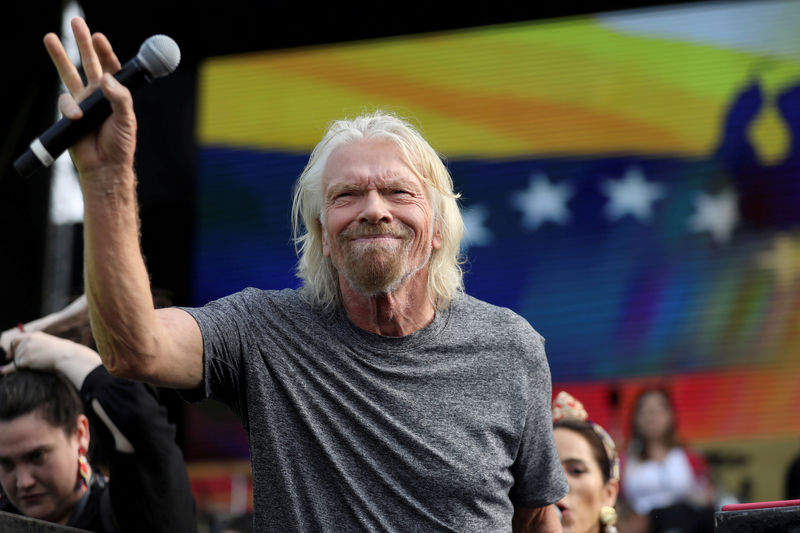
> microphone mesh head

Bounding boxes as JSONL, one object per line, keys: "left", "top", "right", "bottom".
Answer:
{"left": 137, "top": 35, "right": 181, "bottom": 78}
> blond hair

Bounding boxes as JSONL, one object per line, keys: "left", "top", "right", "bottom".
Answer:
{"left": 291, "top": 111, "right": 464, "bottom": 311}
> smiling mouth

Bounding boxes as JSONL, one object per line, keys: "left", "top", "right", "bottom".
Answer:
{"left": 348, "top": 234, "right": 403, "bottom": 247}
{"left": 355, "top": 234, "right": 397, "bottom": 240}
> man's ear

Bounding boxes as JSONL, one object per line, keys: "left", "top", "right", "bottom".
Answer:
{"left": 432, "top": 226, "right": 443, "bottom": 250}
{"left": 320, "top": 217, "right": 331, "bottom": 257}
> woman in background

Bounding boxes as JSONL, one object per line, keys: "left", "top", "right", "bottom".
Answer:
{"left": 552, "top": 391, "right": 620, "bottom": 533}
{"left": 621, "top": 387, "right": 714, "bottom": 533}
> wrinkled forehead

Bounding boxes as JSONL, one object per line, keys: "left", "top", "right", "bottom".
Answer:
{"left": 322, "top": 139, "right": 429, "bottom": 191}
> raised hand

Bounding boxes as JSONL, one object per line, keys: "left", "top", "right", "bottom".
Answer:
{"left": 44, "top": 17, "right": 137, "bottom": 177}
{"left": 0, "top": 326, "right": 25, "bottom": 360}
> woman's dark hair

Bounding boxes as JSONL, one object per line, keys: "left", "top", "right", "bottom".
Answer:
{"left": 629, "top": 387, "right": 678, "bottom": 460}
{"left": 554, "top": 418, "right": 612, "bottom": 484}
{"left": 0, "top": 369, "right": 84, "bottom": 436}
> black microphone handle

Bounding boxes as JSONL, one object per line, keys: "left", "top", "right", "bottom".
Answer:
{"left": 14, "top": 58, "right": 152, "bottom": 178}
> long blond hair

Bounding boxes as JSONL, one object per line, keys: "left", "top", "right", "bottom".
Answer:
{"left": 291, "top": 111, "right": 465, "bottom": 311}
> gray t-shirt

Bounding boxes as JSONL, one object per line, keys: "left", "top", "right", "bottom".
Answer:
{"left": 182, "top": 288, "right": 567, "bottom": 532}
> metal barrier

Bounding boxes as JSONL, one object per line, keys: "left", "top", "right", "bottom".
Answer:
{"left": 715, "top": 500, "right": 800, "bottom": 532}
{"left": 0, "top": 511, "right": 88, "bottom": 532}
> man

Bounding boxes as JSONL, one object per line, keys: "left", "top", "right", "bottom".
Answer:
{"left": 47, "top": 17, "right": 568, "bottom": 532}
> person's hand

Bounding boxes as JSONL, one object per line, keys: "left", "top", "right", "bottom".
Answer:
{"left": 0, "top": 325, "right": 25, "bottom": 360}
{"left": 44, "top": 17, "right": 137, "bottom": 178}
{"left": 0, "top": 331, "right": 102, "bottom": 389}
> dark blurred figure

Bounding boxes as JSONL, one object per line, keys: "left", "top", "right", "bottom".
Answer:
{"left": 619, "top": 387, "right": 715, "bottom": 533}
{"left": 787, "top": 450, "right": 800, "bottom": 500}
{"left": 219, "top": 511, "right": 254, "bottom": 533}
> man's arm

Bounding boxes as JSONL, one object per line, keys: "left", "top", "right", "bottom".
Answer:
{"left": 512, "top": 505, "right": 562, "bottom": 533}
{"left": 45, "top": 17, "right": 203, "bottom": 388}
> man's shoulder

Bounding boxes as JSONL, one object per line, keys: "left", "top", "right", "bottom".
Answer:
{"left": 448, "top": 293, "right": 545, "bottom": 351}
{"left": 185, "top": 288, "right": 315, "bottom": 329}
{"left": 239, "top": 286, "right": 301, "bottom": 301}
{"left": 209, "top": 287, "right": 304, "bottom": 309}
{"left": 452, "top": 292, "right": 511, "bottom": 313}
{"left": 453, "top": 293, "right": 537, "bottom": 330}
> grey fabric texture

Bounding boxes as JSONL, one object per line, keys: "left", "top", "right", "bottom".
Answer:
{"left": 181, "top": 288, "right": 567, "bottom": 532}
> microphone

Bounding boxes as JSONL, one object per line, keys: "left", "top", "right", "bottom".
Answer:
{"left": 14, "top": 34, "right": 181, "bottom": 178}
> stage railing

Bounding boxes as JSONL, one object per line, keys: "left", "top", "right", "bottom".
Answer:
{"left": 0, "top": 511, "right": 88, "bottom": 532}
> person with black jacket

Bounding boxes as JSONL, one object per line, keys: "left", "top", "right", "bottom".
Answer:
{"left": 0, "top": 330, "right": 198, "bottom": 532}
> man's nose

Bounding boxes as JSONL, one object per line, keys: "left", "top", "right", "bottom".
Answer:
{"left": 358, "top": 190, "right": 392, "bottom": 224}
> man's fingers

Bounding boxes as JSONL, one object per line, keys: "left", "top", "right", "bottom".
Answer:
{"left": 44, "top": 32, "right": 85, "bottom": 96}
{"left": 101, "top": 72, "right": 137, "bottom": 135}
{"left": 58, "top": 92, "right": 84, "bottom": 120}
{"left": 101, "top": 73, "right": 134, "bottom": 116}
{"left": 72, "top": 17, "right": 103, "bottom": 84}
{"left": 44, "top": 19, "right": 118, "bottom": 103}
{"left": 93, "top": 32, "right": 122, "bottom": 74}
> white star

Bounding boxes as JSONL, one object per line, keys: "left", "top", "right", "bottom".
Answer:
{"left": 511, "top": 173, "right": 573, "bottom": 230}
{"left": 601, "top": 167, "right": 666, "bottom": 222}
{"left": 689, "top": 189, "right": 740, "bottom": 244}
{"left": 461, "top": 204, "right": 493, "bottom": 250}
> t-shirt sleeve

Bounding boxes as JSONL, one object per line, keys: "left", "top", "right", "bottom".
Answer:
{"left": 508, "top": 334, "right": 569, "bottom": 508}
{"left": 177, "top": 290, "right": 256, "bottom": 417}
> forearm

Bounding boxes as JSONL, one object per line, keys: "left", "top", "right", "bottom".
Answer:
{"left": 81, "top": 168, "right": 204, "bottom": 388}
{"left": 20, "top": 294, "right": 88, "bottom": 333}
{"left": 81, "top": 166, "right": 160, "bottom": 379}
{"left": 56, "top": 341, "right": 103, "bottom": 389}
{"left": 1, "top": 331, "right": 102, "bottom": 387}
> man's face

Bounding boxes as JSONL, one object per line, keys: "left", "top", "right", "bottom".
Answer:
{"left": 321, "top": 138, "right": 442, "bottom": 296}
{"left": 0, "top": 411, "right": 88, "bottom": 524}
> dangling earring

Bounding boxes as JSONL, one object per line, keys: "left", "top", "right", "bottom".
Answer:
{"left": 600, "top": 506, "right": 618, "bottom": 533}
{"left": 77, "top": 449, "right": 90, "bottom": 490}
